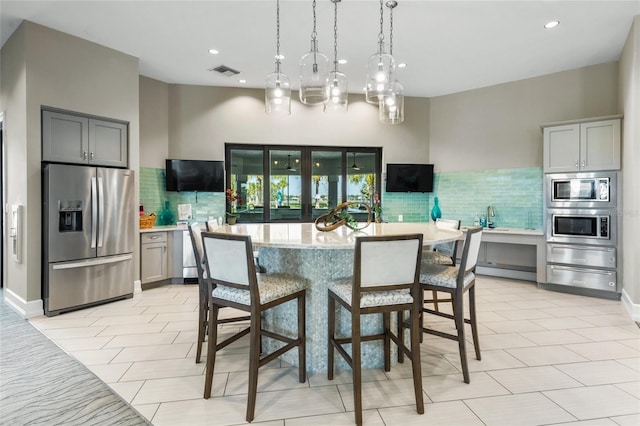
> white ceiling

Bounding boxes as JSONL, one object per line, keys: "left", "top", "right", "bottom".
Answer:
{"left": 1, "top": 1, "right": 638, "bottom": 98}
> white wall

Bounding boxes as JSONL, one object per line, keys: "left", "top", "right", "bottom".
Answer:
{"left": 0, "top": 21, "right": 140, "bottom": 313}
{"left": 429, "top": 62, "right": 619, "bottom": 172}
{"left": 619, "top": 16, "right": 640, "bottom": 312}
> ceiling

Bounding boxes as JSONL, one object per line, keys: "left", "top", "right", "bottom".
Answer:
{"left": 1, "top": 1, "right": 638, "bottom": 98}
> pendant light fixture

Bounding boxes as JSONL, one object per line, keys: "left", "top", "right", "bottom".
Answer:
{"left": 285, "top": 154, "right": 296, "bottom": 172}
{"left": 299, "top": 0, "right": 329, "bottom": 105}
{"left": 325, "top": 0, "right": 348, "bottom": 112}
{"left": 265, "top": 0, "right": 291, "bottom": 115}
{"left": 379, "top": 1, "right": 404, "bottom": 124}
{"left": 365, "top": 0, "right": 396, "bottom": 105}
{"left": 350, "top": 153, "right": 360, "bottom": 171}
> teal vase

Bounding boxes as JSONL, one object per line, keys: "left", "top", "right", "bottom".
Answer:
{"left": 430, "top": 197, "right": 442, "bottom": 222}
{"left": 159, "top": 201, "right": 175, "bottom": 226}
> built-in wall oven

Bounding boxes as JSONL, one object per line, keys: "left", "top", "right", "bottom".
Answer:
{"left": 544, "top": 171, "right": 620, "bottom": 297}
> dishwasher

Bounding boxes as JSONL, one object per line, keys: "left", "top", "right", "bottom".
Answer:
{"left": 182, "top": 230, "right": 198, "bottom": 283}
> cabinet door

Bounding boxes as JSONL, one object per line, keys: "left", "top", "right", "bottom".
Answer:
{"left": 141, "top": 241, "right": 167, "bottom": 284}
{"left": 89, "top": 119, "right": 128, "bottom": 167}
{"left": 42, "top": 110, "right": 89, "bottom": 164}
{"left": 543, "top": 124, "right": 580, "bottom": 173}
{"left": 580, "top": 119, "right": 621, "bottom": 171}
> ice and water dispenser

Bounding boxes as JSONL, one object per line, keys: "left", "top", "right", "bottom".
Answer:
{"left": 58, "top": 200, "right": 84, "bottom": 232}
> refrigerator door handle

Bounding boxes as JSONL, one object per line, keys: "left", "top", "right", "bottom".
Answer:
{"left": 91, "top": 176, "right": 98, "bottom": 249}
{"left": 52, "top": 253, "right": 133, "bottom": 270}
{"left": 98, "top": 177, "right": 105, "bottom": 248}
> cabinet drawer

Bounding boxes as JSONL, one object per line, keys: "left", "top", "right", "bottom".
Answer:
{"left": 547, "top": 244, "right": 615, "bottom": 268}
{"left": 141, "top": 232, "right": 167, "bottom": 244}
{"left": 546, "top": 265, "right": 617, "bottom": 292}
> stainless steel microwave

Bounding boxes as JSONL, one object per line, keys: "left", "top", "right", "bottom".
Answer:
{"left": 546, "top": 172, "right": 617, "bottom": 208}
{"left": 546, "top": 209, "right": 616, "bottom": 245}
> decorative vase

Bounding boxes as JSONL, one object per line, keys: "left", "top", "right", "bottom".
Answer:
{"left": 158, "top": 200, "right": 175, "bottom": 226}
{"left": 430, "top": 197, "right": 442, "bottom": 222}
{"left": 227, "top": 216, "right": 237, "bottom": 225}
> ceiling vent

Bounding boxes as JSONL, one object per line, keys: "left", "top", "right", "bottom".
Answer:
{"left": 210, "top": 65, "right": 240, "bottom": 76}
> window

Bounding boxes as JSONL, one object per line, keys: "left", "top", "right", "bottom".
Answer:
{"left": 225, "top": 144, "right": 381, "bottom": 223}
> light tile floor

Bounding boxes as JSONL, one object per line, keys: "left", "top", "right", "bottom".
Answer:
{"left": 29, "top": 277, "right": 640, "bottom": 425}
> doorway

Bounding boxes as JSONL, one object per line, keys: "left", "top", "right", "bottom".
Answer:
{"left": 225, "top": 144, "right": 382, "bottom": 223}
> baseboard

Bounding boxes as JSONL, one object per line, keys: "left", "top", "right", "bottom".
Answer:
{"left": 134, "top": 280, "right": 142, "bottom": 294}
{"left": 621, "top": 288, "right": 640, "bottom": 322}
{"left": 477, "top": 266, "right": 537, "bottom": 282}
{"left": 3, "top": 288, "right": 44, "bottom": 319}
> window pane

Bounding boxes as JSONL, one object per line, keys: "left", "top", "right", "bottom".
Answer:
{"left": 310, "top": 150, "right": 342, "bottom": 220}
{"left": 230, "top": 148, "right": 264, "bottom": 222}
{"left": 347, "top": 151, "right": 377, "bottom": 222}
{"left": 269, "top": 150, "right": 302, "bottom": 221}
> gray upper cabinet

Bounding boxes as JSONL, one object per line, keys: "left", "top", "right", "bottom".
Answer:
{"left": 42, "top": 110, "right": 128, "bottom": 167}
{"left": 543, "top": 118, "right": 621, "bottom": 173}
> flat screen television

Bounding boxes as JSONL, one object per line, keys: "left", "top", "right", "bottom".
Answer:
{"left": 165, "top": 159, "right": 224, "bottom": 192}
{"left": 385, "top": 163, "right": 434, "bottom": 193}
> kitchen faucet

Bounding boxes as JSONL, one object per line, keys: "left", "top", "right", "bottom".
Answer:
{"left": 487, "top": 205, "right": 495, "bottom": 228}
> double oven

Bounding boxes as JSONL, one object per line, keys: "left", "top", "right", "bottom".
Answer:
{"left": 544, "top": 171, "right": 620, "bottom": 296}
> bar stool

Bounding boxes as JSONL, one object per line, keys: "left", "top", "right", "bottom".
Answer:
{"left": 422, "top": 218, "right": 461, "bottom": 312}
{"left": 187, "top": 223, "right": 249, "bottom": 364}
{"left": 201, "top": 232, "right": 307, "bottom": 423}
{"left": 419, "top": 226, "right": 483, "bottom": 383}
{"left": 327, "top": 234, "right": 424, "bottom": 426}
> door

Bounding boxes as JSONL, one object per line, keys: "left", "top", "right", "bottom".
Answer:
{"left": 42, "top": 110, "right": 89, "bottom": 164}
{"left": 226, "top": 144, "right": 381, "bottom": 223}
{"left": 543, "top": 124, "right": 579, "bottom": 173}
{"left": 97, "top": 167, "right": 135, "bottom": 257}
{"left": 580, "top": 119, "right": 621, "bottom": 171}
{"left": 89, "top": 119, "right": 128, "bottom": 167}
{"left": 44, "top": 164, "right": 95, "bottom": 263}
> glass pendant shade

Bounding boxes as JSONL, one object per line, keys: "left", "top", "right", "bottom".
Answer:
{"left": 365, "top": 49, "right": 396, "bottom": 104}
{"left": 265, "top": 72, "right": 291, "bottom": 115}
{"left": 299, "top": 45, "right": 330, "bottom": 105}
{"left": 324, "top": 71, "right": 348, "bottom": 111}
{"left": 379, "top": 80, "right": 404, "bottom": 124}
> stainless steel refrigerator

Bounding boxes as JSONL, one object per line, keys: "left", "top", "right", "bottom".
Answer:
{"left": 43, "top": 164, "right": 135, "bottom": 316}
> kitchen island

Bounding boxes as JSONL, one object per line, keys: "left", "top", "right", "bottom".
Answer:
{"left": 210, "top": 222, "right": 462, "bottom": 373}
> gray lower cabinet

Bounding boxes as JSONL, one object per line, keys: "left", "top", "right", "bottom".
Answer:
{"left": 42, "top": 109, "right": 128, "bottom": 167}
{"left": 140, "top": 232, "right": 168, "bottom": 284}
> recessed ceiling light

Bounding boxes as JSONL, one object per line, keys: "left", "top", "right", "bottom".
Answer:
{"left": 397, "top": 63, "right": 407, "bottom": 68}
{"left": 544, "top": 21, "right": 560, "bottom": 29}
{"left": 338, "top": 59, "right": 348, "bottom": 65}
{"left": 238, "top": 79, "right": 247, "bottom": 84}
{"left": 208, "top": 48, "right": 219, "bottom": 55}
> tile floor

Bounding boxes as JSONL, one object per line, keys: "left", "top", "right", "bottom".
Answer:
{"left": 29, "top": 277, "right": 640, "bottom": 426}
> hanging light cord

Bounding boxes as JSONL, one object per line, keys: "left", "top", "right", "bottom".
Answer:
{"left": 377, "top": 0, "right": 385, "bottom": 54}
{"left": 311, "top": 0, "right": 318, "bottom": 71}
{"left": 333, "top": 0, "right": 338, "bottom": 72}
{"left": 275, "top": 0, "right": 281, "bottom": 74}
{"left": 389, "top": 2, "right": 394, "bottom": 56}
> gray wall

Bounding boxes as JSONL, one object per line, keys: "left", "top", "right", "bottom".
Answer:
{"left": 166, "top": 85, "right": 430, "bottom": 168}
{"left": 429, "top": 62, "right": 619, "bottom": 172}
{"left": 1, "top": 21, "right": 140, "bottom": 311}
{"left": 619, "top": 16, "right": 640, "bottom": 307}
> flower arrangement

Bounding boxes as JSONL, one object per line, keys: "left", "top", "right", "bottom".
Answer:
{"left": 226, "top": 188, "right": 243, "bottom": 218}
{"left": 373, "top": 192, "right": 382, "bottom": 222}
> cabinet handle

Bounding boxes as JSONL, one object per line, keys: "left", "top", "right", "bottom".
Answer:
{"left": 83, "top": 150, "right": 88, "bottom": 160}
{"left": 581, "top": 160, "right": 585, "bottom": 167}
{"left": 90, "top": 152, "right": 95, "bottom": 160}
{"left": 575, "top": 160, "right": 578, "bottom": 168}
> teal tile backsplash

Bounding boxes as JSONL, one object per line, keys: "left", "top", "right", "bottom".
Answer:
{"left": 139, "top": 167, "right": 226, "bottom": 224}
{"left": 140, "top": 166, "right": 543, "bottom": 230}
{"left": 381, "top": 167, "right": 543, "bottom": 229}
